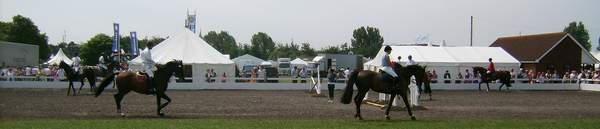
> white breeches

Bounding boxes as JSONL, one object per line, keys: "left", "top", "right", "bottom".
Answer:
{"left": 144, "top": 65, "right": 154, "bottom": 77}
{"left": 380, "top": 66, "right": 398, "bottom": 77}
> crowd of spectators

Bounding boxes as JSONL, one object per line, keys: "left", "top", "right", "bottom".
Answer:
{"left": 0, "top": 65, "right": 65, "bottom": 81}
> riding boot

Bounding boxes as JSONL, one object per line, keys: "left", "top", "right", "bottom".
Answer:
{"left": 147, "top": 76, "right": 155, "bottom": 95}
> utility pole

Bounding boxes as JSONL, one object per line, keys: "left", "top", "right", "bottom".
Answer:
{"left": 470, "top": 16, "right": 473, "bottom": 46}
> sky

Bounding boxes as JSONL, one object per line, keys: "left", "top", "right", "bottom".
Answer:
{"left": 1, "top": 0, "right": 599, "bottom": 49}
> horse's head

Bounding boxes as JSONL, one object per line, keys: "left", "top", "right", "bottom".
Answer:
{"left": 473, "top": 67, "right": 486, "bottom": 74}
{"left": 59, "top": 61, "right": 70, "bottom": 70}
{"left": 404, "top": 65, "right": 427, "bottom": 86}
{"left": 165, "top": 60, "right": 185, "bottom": 81}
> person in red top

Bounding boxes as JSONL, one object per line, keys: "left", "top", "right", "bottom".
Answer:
{"left": 487, "top": 58, "right": 495, "bottom": 74}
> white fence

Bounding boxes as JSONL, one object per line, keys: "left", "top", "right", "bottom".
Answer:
{"left": 1, "top": 76, "right": 600, "bottom": 91}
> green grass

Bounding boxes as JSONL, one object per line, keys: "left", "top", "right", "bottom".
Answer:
{"left": 2, "top": 118, "right": 600, "bottom": 129}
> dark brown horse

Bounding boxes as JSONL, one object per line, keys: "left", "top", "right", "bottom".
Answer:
{"left": 58, "top": 60, "right": 118, "bottom": 96}
{"left": 94, "top": 60, "right": 184, "bottom": 117}
{"left": 472, "top": 67, "right": 512, "bottom": 91}
{"left": 341, "top": 64, "right": 426, "bottom": 120}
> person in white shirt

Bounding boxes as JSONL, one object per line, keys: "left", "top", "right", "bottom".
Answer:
{"left": 406, "top": 55, "right": 417, "bottom": 66}
{"left": 98, "top": 52, "right": 107, "bottom": 70}
{"left": 140, "top": 46, "right": 156, "bottom": 94}
{"left": 71, "top": 53, "right": 82, "bottom": 74}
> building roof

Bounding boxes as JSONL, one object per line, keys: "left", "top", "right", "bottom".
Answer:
{"left": 490, "top": 32, "right": 598, "bottom": 64}
{"left": 490, "top": 32, "right": 567, "bottom": 62}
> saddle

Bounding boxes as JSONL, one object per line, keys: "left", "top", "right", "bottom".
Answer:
{"left": 378, "top": 70, "right": 401, "bottom": 90}
{"left": 134, "top": 72, "right": 148, "bottom": 86}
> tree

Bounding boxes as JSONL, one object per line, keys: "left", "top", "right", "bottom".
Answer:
{"left": 250, "top": 32, "right": 275, "bottom": 59}
{"left": 563, "top": 21, "right": 591, "bottom": 51}
{"left": 49, "top": 41, "right": 80, "bottom": 57}
{"left": 351, "top": 26, "right": 384, "bottom": 58}
{"left": 2, "top": 15, "right": 51, "bottom": 60}
{"left": 318, "top": 42, "right": 351, "bottom": 54}
{"left": 299, "top": 43, "right": 316, "bottom": 58}
{"left": 80, "top": 34, "right": 112, "bottom": 65}
{"left": 139, "top": 36, "right": 165, "bottom": 49}
{"left": 203, "top": 31, "right": 239, "bottom": 57}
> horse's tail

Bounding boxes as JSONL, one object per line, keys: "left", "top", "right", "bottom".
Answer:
{"left": 95, "top": 73, "right": 117, "bottom": 97}
{"left": 341, "top": 70, "right": 359, "bottom": 104}
{"left": 504, "top": 71, "right": 512, "bottom": 87}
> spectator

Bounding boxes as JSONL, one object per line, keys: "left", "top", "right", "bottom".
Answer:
{"left": 443, "top": 70, "right": 451, "bottom": 79}
{"left": 327, "top": 68, "right": 337, "bottom": 103}
{"left": 431, "top": 70, "right": 438, "bottom": 79}
{"left": 457, "top": 72, "right": 463, "bottom": 79}
{"left": 221, "top": 72, "right": 227, "bottom": 83}
{"left": 344, "top": 67, "right": 350, "bottom": 79}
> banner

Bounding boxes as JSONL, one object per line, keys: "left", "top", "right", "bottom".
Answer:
{"left": 112, "top": 23, "right": 120, "bottom": 52}
{"left": 130, "top": 31, "right": 138, "bottom": 56}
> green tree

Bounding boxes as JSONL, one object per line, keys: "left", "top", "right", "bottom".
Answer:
{"left": 563, "top": 21, "right": 591, "bottom": 51}
{"left": 0, "top": 21, "right": 9, "bottom": 40}
{"left": 203, "top": 31, "right": 239, "bottom": 57}
{"left": 139, "top": 36, "right": 165, "bottom": 49}
{"left": 250, "top": 32, "right": 275, "bottom": 60}
{"left": 49, "top": 41, "right": 80, "bottom": 57}
{"left": 3, "top": 15, "right": 50, "bottom": 60}
{"left": 299, "top": 43, "right": 316, "bottom": 58}
{"left": 318, "top": 42, "right": 351, "bottom": 54}
{"left": 351, "top": 26, "right": 383, "bottom": 58}
{"left": 80, "top": 34, "right": 112, "bottom": 65}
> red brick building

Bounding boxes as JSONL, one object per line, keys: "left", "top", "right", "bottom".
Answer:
{"left": 490, "top": 32, "right": 598, "bottom": 74}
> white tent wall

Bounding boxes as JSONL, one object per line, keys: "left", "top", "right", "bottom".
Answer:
{"left": 364, "top": 46, "right": 520, "bottom": 76}
{"left": 192, "top": 63, "right": 235, "bottom": 83}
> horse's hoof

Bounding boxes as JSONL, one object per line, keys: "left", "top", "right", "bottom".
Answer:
{"left": 410, "top": 116, "right": 416, "bottom": 120}
{"left": 385, "top": 115, "right": 390, "bottom": 120}
{"left": 120, "top": 113, "right": 126, "bottom": 117}
{"left": 158, "top": 112, "right": 165, "bottom": 117}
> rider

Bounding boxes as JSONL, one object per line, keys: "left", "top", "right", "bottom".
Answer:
{"left": 71, "top": 53, "right": 81, "bottom": 74}
{"left": 98, "top": 52, "right": 107, "bottom": 70}
{"left": 140, "top": 46, "right": 156, "bottom": 94}
{"left": 380, "top": 45, "right": 399, "bottom": 84}
{"left": 487, "top": 58, "right": 495, "bottom": 73}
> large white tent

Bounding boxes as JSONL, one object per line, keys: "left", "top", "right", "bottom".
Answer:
{"left": 290, "top": 58, "right": 308, "bottom": 68}
{"left": 45, "top": 48, "right": 72, "bottom": 65}
{"left": 364, "top": 46, "right": 521, "bottom": 76}
{"left": 232, "top": 54, "right": 264, "bottom": 70}
{"left": 131, "top": 28, "right": 235, "bottom": 83}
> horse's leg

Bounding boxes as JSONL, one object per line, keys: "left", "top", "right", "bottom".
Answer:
{"left": 478, "top": 81, "right": 482, "bottom": 91}
{"left": 67, "top": 80, "right": 73, "bottom": 96}
{"left": 398, "top": 89, "right": 416, "bottom": 120}
{"left": 385, "top": 94, "right": 396, "bottom": 120}
{"left": 89, "top": 76, "right": 96, "bottom": 93}
{"left": 78, "top": 77, "right": 85, "bottom": 95}
{"left": 486, "top": 82, "right": 490, "bottom": 92}
{"left": 156, "top": 92, "right": 172, "bottom": 117}
{"left": 498, "top": 83, "right": 504, "bottom": 91}
{"left": 114, "top": 90, "right": 129, "bottom": 117}
{"left": 354, "top": 89, "right": 368, "bottom": 120}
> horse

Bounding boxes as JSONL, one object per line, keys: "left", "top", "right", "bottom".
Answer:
{"left": 472, "top": 67, "right": 512, "bottom": 91}
{"left": 94, "top": 60, "right": 184, "bottom": 117}
{"left": 58, "top": 60, "right": 118, "bottom": 96}
{"left": 406, "top": 65, "right": 432, "bottom": 100}
{"left": 341, "top": 64, "right": 426, "bottom": 120}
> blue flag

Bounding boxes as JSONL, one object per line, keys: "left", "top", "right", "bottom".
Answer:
{"left": 130, "top": 31, "right": 138, "bottom": 56}
{"left": 112, "top": 23, "right": 120, "bottom": 52}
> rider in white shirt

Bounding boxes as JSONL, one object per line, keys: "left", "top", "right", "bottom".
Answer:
{"left": 98, "top": 52, "right": 107, "bottom": 70}
{"left": 140, "top": 46, "right": 156, "bottom": 94}
{"left": 380, "top": 45, "right": 398, "bottom": 78}
{"left": 71, "top": 53, "right": 81, "bottom": 74}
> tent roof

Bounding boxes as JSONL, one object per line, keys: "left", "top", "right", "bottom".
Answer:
{"left": 290, "top": 58, "right": 308, "bottom": 65}
{"left": 45, "top": 48, "right": 72, "bottom": 65}
{"left": 365, "top": 46, "right": 520, "bottom": 66}
{"left": 131, "top": 28, "right": 233, "bottom": 64}
{"left": 232, "top": 54, "right": 264, "bottom": 63}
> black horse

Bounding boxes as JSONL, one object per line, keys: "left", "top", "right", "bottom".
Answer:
{"left": 58, "top": 60, "right": 117, "bottom": 96}
{"left": 472, "top": 67, "right": 512, "bottom": 91}
{"left": 405, "top": 65, "right": 432, "bottom": 100}
{"left": 341, "top": 64, "right": 426, "bottom": 120}
{"left": 95, "top": 60, "right": 185, "bottom": 117}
